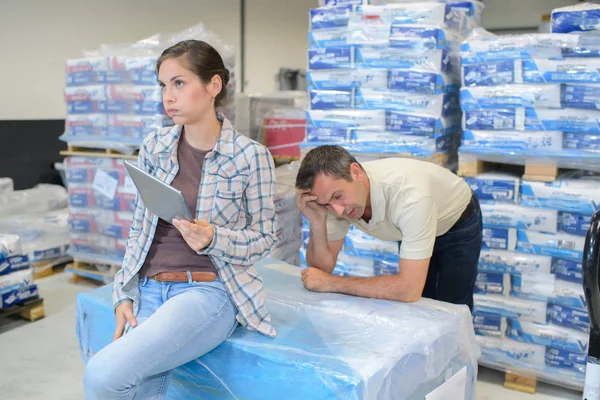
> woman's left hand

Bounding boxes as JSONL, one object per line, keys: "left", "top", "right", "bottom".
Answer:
{"left": 172, "top": 219, "right": 215, "bottom": 252}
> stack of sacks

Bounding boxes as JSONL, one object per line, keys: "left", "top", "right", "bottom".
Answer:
{"left": 270, "top": 163, "right": 303, "bottom": 266}
{"left": 552, "top": 3, "right": 600, "bottom": 34}
{"left": 0, "top": 185, "right": 70, "bottom": 264}
{"left": 300, "top": 219, "right": 399, "bottom": 277}
{"left": 65, "top": 157, "right": 136, "bottom": 265}
{"left": 459, "top": 27, "right": 600, "bottom": 169}
{"left": 61, "top": 23, "right": 236, "bottom": 154}
{"left": 304, "top": 0, "right": 483, "bottom": 168}
{"left": 465, "top": 171, "right": 599, "bottom": 390}
{"left": 0, "top": 235, "right": 39, "bottom": 309}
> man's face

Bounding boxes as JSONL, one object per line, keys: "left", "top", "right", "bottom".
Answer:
{"left": 310, "top": 164, "right": 368, "bottom": 219}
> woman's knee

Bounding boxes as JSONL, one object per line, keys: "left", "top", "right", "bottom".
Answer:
{"left": 83, "top": 351, "right": 133, "bottom": 399}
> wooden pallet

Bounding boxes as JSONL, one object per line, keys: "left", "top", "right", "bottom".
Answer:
{"left": 32, "top": 256, "right": 72, "bottom": 280}
{"left": 65, "top": 260, "right": 120, "bottom": 285}
{"left": 0, "top": 298, "right": 45, "bottom": 322}
{"left": 458, "top": 158, "right": 559, "bottom": 182}
{"left": 60, "top": 145, "right": 138, "bottom": 160}
{"left": 504, "top": 371, "right": 537, "bottom": 394}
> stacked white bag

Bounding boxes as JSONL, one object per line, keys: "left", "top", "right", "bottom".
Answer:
{"left": 0, "top": 235, "right": 38, "bottom": 309}
{"left": 466, "top": 171, "right": 599, "bottom": 390}
{"left": 304, "top": 0, "right": 484, "bottom": 169}
{"left": 61, "top": 23, "right": 236, "bottom": 154}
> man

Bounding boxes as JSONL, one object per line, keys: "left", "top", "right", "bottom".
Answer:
{"left": 295, "top": 145, "right": 482, "bottom": 309}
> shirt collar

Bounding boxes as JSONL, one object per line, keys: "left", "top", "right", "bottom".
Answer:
{"left": 363, "top": 163, "right": 385, "bottom": 226}
{"left": 151, "top": 112, "right": 237, "bottom": 159}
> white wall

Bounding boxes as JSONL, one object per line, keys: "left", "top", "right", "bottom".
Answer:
{"left": 245, "top": 0, "right": 316, "bottom": 93}
{"left": 481, "top": 0, "right": 576, "bottom": 30}
{"left": 0, "top": 0, "right": 317, "bottom": 120}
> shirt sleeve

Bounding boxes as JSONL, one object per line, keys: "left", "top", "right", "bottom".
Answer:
{"left": 326, "top": 212, "right": 351, "bottom": 241}
{"left": 395, "top": 197, "right": 438, "bottom": 260}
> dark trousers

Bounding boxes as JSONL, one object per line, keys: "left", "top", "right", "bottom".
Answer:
{"left": 400, "top": 196, "right": 482, "bottom": 310}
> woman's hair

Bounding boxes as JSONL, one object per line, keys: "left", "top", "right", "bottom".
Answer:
{"left": 156, "top": 40, "right": 230, "bottom": 108}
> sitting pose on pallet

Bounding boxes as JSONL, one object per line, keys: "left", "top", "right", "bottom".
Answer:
{"left": 84, "top": 40, "right": 278, "bottom": 399}
{"left": 296, "top": 145, "right": 482, "bottom": 309}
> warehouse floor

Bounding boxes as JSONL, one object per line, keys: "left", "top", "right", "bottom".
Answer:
{"left": 0, "top": 273, "right": 583, "bottom": 400}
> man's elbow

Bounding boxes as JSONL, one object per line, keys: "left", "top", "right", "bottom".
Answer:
{"left": 401, "top": 292, "right": 422, "bottom": 303}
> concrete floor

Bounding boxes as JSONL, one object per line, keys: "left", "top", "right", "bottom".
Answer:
{"left": 0, "top": 272, "right": 585, "bottom": 400}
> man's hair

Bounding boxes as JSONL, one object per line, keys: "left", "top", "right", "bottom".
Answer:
{"left": 295, "top": 145, "right": 362, "bottom": 190}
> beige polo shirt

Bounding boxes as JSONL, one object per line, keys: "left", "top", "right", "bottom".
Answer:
{"left": 326, "top": 158, "right": 472, "bottom": 260}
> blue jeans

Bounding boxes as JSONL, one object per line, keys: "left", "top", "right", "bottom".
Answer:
{"left": 400, "top": 195, "right": 482, "bottom": 310}
{"left": 83, "top": 276, "right": 238, "bottom": 400}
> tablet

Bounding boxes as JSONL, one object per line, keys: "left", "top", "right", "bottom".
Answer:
{"left": 124, "top": 161, "right": 194, "bottom": 222}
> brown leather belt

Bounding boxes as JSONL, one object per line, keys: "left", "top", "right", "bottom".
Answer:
{"left": 149, "top": 271, "right": 217, "bottom": 282}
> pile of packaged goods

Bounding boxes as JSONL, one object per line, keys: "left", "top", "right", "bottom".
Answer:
{"left": 0, "top": 235, "right": 39, "bottom": 310}
{"left": 300, "top": 217, "right": 399, "bottom": 277}
{"left": 61, "top": 23, "right": 236, "bottom": 154}
{"left": 0, "top": 184, "right": 69, "bottom": 265}
{"left": 271, "top": 163, "right": 303, "bottom": 265}
{"left": 466, "top": 170, "right": 599, "bottom": 390}
{"left": 65, "top": 157, "right": 136, "bottom": 265}
{"left": 304, "top": 0, "right": 483, "bottom": 169}
{"left": 459, "top": 25, "right": 600, "bottom": 170}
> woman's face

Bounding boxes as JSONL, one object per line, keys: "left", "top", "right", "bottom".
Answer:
{"left": 158, "top": 57, "right": 219, "bottom": 125}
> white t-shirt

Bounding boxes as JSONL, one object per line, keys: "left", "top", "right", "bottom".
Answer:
{"left": 326, "top": 158, "right": 472, "bottom": 260}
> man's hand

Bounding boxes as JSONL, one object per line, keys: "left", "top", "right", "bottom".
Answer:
{"left": 173, "top": 219, "right": 214, "bottom": 252}
{"left": 113, "top": 301, "right": 137, "bottom": 341}
{"left": 296, "top": 189, "right": 328, "bottom": 227}
{"left": 301, "top": 267, "right": 335, "bottom": 293}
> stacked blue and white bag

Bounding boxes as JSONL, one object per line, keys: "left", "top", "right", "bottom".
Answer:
{"left": 304, "top": 0, "right": 483, "bottom": 168}
{"left": 60, "top": 24, "right": 236, "bottom": 154}
{"left": 0, "top": 235, "right": 39, "bottom": 309}
{"left": 300, "top": 217, "right": 399, "bottom": 277}
{"left": 466, "top": 171, "right": 599, "bottom": 390}
{"left": 459, "top": 24, "right": 600, "bottom": 170}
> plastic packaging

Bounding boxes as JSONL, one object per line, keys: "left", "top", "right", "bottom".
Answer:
{"left": 516, "top": 230, "right": 585, "bottom": 261}
{"left": 463, "top": 107, "right": 600, "bottom": 133}
{"left": 463, "top": 172, "right": 520, "bottom": 203}
{"left": 552, "top": 3, "right": 600, "bottom": 34}
{"left": 0, "top": 235, "right": 30, "bottom": 276}
{"left": 461, "top": 130, "right": 563, "bottom": 151}
{"left": 482, "top": 227, "right": 517, "bottom": 251}
{"left": 460, "top": 84, "right": 562, "bottom": 111}
{"left": 66, "top": 157, "right": 135, "bottom": 264}
{"left": 0, "top": 184, "right": 67, "bottom": 219}
{"left": 77, "top": 259, "right": 480, "bottom": 399}
{"left": 0, "top": 210, "right": 70, "bottom": 263}
{"left": 478, "top": 249, "right": 552, "bottom": 275}
{"left": 475, "top": 271, "right": 511, "bottom": 295}
{"left": 480, "top": 203, "right": 558, "bottom": 233}
{"left": 62, "top": 23, "right": 235, "bottom": 151}
{"left": 520, "top": 176, "right": 600, "bottom": 215}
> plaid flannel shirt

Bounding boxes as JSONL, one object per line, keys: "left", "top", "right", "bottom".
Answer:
{"left": 113, "top": 113, "right": 278, "bottom": 337}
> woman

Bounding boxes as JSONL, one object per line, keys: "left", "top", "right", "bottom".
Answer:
{"left": 84, "top": 40, "right": 278, "bottom": 399}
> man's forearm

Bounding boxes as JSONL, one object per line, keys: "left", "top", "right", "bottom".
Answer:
{"left": 306, "top": 223, "right": 336, "bottom": 273}
{"left": 327, "top": 274, "right": 421, "bottom": 302}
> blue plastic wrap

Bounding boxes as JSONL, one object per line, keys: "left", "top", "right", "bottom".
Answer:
{"left": 462, "top": 108, "right": 600, "bottom": 133}
{"left": 515, "top": 230, "right": 585, "bottom": 261}
{"left": 460, "top": 84, "right": 562, "bottom": 111}
{"left": 460, "top": 31, "right": 578, "bottom": 65}
{"left": 552, "top": 258, "right": 582, "bottom": 284}
{"left": 461, "top": 130, "right": 563, "bottom": 151}
{"left": 464, "top": 173, "right": 520, "bottom": 203}
{"left": 478, "top": 249, "right": 552, "bottom": 275}
{"left": 552, "top": 3, "right": 600, "bottom": 34}
{"left": 475, "top": 271, "right": 511, "bottom": 296}
{"left": 520, "top": 176, "right": 600, "bottom": 215}
{"left": 77, "top": 259, "right": 480, "bottom": 399}
{"left": 480, "top": 203, "right": 558, "bottom": 233}
{"left": 482, "top": 227, "right": 517, "bottom": 251}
